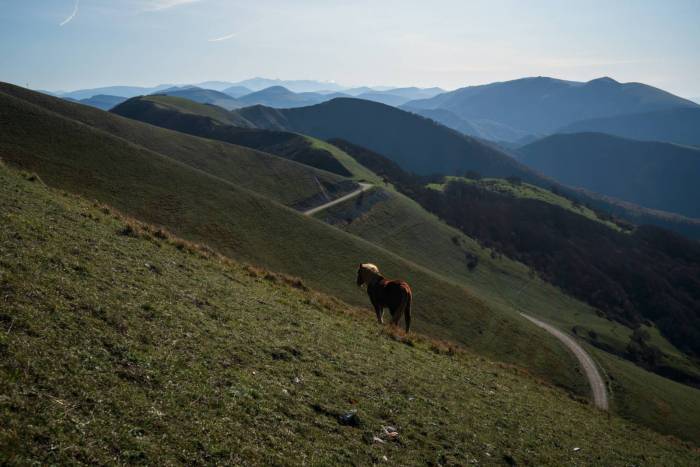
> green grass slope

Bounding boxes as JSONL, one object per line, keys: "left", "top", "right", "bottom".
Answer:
{"left": 0, "top": 83, "right": 352, "bottom": 209}
{"left": 0, "top": 85, "right": 583, "bottom": 395}
{"left": 427, "top": 176, "right": 626, "bottom": 231}
{"left": 2, "top": 163, "right": 698, "bottom": 465}
{"left": 313, "top": 185, "right": 700, "bottom": 443}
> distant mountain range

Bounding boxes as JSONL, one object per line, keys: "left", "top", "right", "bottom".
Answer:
{"left": 48, "top": 79, "right": 444, "bottom": 110}
{"left": 404, "top": 76, "right": 698, "bottom": 142}
{"left": 59, "top": 84, "right": 174, "bottom": 100}
{"left": 226, "top": 77, "right": 345, "bottom": 93}
{"left": 46, "top": 77, "right": 698, "bottom": 144}
{"left": 518, "top": 132, "right": 700, "bottom": 218}
{"left": 233, "top": 86, "right": 343, "bottom": 108}
{"left": 110, "top": 84, "right": 445, "bottom": 110}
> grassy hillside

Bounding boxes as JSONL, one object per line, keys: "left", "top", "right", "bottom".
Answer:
{"left": 313, "top": 182, "right": 700, "bottom": 444}
{"left": 2, "top": 162, "right": 698, "bottom": 465}
{"left": 427, "top": 176, "right": 626, "bottom": 231}
{"left": 0, "top": 84, "right": 585, "bottom": 395}
{"left": 112, "top": 95, "right": 378, "bottom": 181}
{"left": 518, "top": 132, "right": 700, "bottom": 218}
{"left": 0, "top": 83, "right": 352, "bottom": 210}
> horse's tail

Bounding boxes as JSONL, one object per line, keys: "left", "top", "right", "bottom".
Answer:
{"left": 398, "top": 283, "right": 412, "bottom": 333}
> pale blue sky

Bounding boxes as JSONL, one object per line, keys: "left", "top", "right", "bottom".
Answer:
{"left": 1, "top": 0, "right": 699, "bottom": 96}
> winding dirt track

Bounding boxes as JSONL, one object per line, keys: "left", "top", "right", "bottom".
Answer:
{"left": 521, "top": 313, "right": 609, "bottom": 410}
{"left": 303, "top": 183, "right": 373, "bottom": 216}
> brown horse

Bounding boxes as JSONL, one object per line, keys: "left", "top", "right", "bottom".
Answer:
{"left": 356, "top": 263, "right": 412, "bottom": 332}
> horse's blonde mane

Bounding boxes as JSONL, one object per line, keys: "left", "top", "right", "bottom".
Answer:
{"left": 360, "top": 263, "right": 380, "bottom": 273}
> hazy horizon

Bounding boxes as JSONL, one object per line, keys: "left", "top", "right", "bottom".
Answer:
{"left": 1, "top": 0, "right": 699, "bottom": 97}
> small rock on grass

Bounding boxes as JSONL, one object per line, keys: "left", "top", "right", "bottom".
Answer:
{"left": 338, "top": 410, "right": 361, "bottom": 427}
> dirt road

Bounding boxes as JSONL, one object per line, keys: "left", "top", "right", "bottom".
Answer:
{"left": 303, "top": 183, "right": 373, "bottom": 216}
{"left": 521, "top": 313, "right": 609, "bottom": 410}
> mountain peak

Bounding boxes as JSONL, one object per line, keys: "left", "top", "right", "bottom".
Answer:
{"left": 257, "top": 85, "right": 294, "bottom": 95}
{"left": 588, "top": 76, "right": 619, "bottom": 85}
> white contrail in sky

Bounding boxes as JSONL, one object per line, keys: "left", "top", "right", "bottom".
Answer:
{"left": 208, "top": 32, "right": 237, "bottom": 42}
{"left": 60, "top": 0, "right": 80, "bottom": 26}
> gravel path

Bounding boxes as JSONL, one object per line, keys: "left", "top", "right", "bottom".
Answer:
{"left": 521, "top": 313, "right": 609, "bottom": 410}
{"left": 303, "top": 183, "right": 373, "bottom": 216}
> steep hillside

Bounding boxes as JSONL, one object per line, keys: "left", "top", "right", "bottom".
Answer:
{"left": 236, "top": 97, "right": 547, "bottom": 182}
{"left": 427, "top": 176, "right": 627, "bottom": 231}
{"left": 404, "top": 107, "right": 535, "bottom": 142}
{"left": 111, "top": 95, "right": 376, "bottom": 180}
{"left": 311, "top": 180, "right": 700, "bottom": 443}
{"left": 3, "top": 164, "right": 698, "bottom": 464}
{"left": 409, "top": 178, "right": 700, "bottom": 360}
{"left": 324, "top": 132, "right": 700, "bottom": 241}
{"left": 518, "top": 133, "right": 700, "bottom": 218}
{"left": 155, "top": 86, "right": 242, "bottom": 110}
{"left": 0, "top": 83, "right": 351, "bottom": 210}
{"left": 0, "top": 84, "right": 584, "bottom": 394}
{"left": 557, "top": 108, "right": 700, "bottom": 147}
{"left": 406, "top": 76, "right": 698, "bottom": 138}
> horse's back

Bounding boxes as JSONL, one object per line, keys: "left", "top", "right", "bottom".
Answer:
{"left": 378, "top": 279, "right": 411, "bottom": 307}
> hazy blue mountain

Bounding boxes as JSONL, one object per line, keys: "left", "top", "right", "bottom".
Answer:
{"left": 405, "top": 76, "right": 699, "bottom": 138}
{"left": 405, "top": 107, "right": 535, "bottom": 142}
{"left": 344, "top": 86, "right": 444, "bottom": 101}
{"left": 235, "top": 86, "right": 337, "bottom": 108}
{"left": 229, "top": 77, "right": 344, "bottom": 93}
{"left": 558, "top": 108, "right": 700, "bottom": 147}
{"left": 222, "top": 85, "right": 254, "bottom": 98}
{"left": 341, "top": 86, "right": 376, "bottom": 96}
{"left": 235, "top": 97, "right": 544, "bottom": 181}
{"left": 60, "top": 84, "right": 174, "bottom": 100}
{"left": 518, "top": 132, "right": 700, "bottom": 218}
{"left": 194, "top": 81, "right": 236, "bottom": 91}
{"left": 73, "top": 94, "right": 128, "bottom": 111}
{"left": 154, "top": 86, "right": 242, "bottom": 110}
{"left": 355, "top": 92, "right": 410, "bottom": 106}
{"left": 384, "top": 86, "right": 445, "bottom": 100}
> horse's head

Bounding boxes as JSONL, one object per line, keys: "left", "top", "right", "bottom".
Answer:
{"left": 357, "top": 263, "right": 380, "bottom": 287}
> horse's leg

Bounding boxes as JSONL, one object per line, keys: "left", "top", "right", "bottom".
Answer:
{"left": 391, "top": 305, "right": 403, "bottom": 326}
{"left": 374, "top": 304, "right": 384, "bottom": 324}
{"left": 404, "top": 296, "right": 411, "bottom": 332}
{"left": 376, "top": 306, "right": 384, "bottom": 324}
